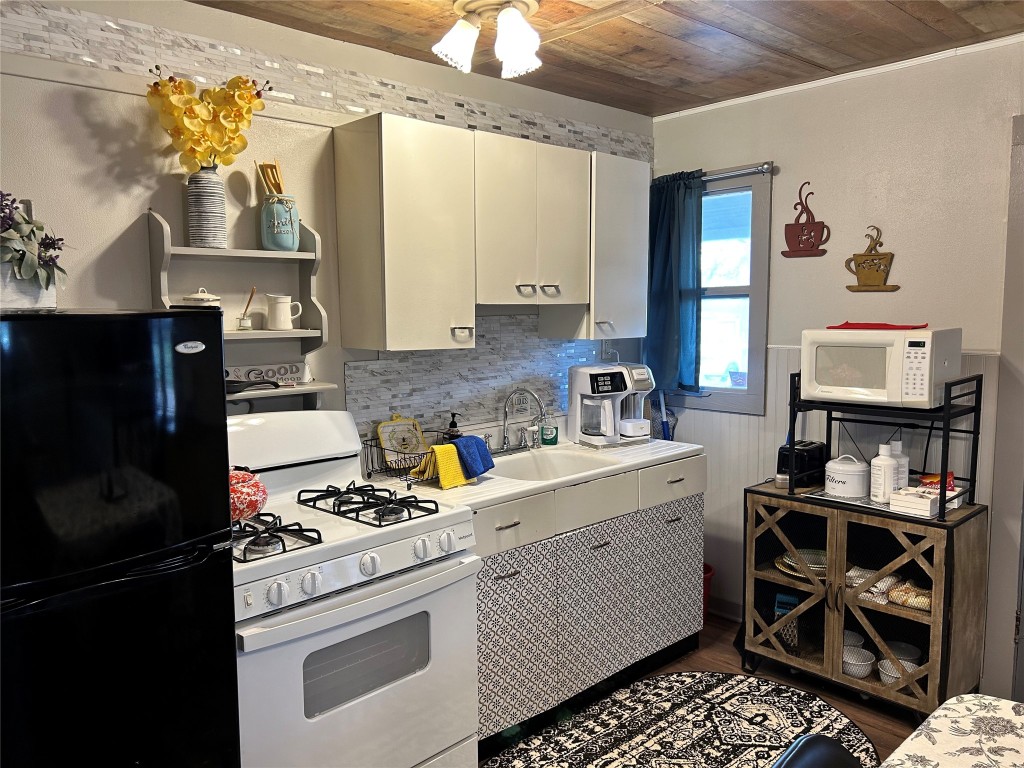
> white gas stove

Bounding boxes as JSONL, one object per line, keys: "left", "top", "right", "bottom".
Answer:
{"left": 227, "top": 411, "right": 479, "bottom": 768}
{"left": 228, "top": 411, "right": 474, "bottom": 620}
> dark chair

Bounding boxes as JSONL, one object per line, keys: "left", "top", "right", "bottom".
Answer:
{"left": 770, "top": 734, "right": 863, "bottom": 768}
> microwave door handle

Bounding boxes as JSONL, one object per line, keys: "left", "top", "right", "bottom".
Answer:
{"left": 236, "top": 556, "right": 481, "bottom": 653}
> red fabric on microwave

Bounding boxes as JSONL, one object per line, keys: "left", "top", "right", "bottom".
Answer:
{"left": 825, "top": 321, "right": 929, "bottom": 330}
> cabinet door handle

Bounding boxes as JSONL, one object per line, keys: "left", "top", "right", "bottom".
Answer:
{"left": 494, "top": 569, "right": 521, "bottom": 581}
{"left": 539, "top": 283, "right": 560, "bottom": 293}
{"left": 494, "top": 520, "right": 521, "bottom": 532}
{"left": 515, "top": 283, "right": 538, "bottom": 293}
{"left": 664, "top": 516, "right": 683, "bottom": 524}
{"left": 591, "top": 541, "right": 612, "bottom": 551}
{"left": 824, "top": 580, "right": 833, "bottom": 610}
{"left": 595, "top": 320, "right": 614, "bottom": 326}
{"left": 667, "top": 476, "right": 686, "bottom": 485}
{"left": 450, "top": 326, "right": 474, "bottom": 339}
{"left": 835, "top": 584, "right": 845, "bottom": 613}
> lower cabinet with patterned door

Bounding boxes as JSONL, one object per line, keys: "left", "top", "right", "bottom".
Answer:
{"left": 476, "top": 486, "right": 705, "bottom": 738}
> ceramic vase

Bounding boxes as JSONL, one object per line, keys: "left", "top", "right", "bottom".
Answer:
{"left": 186, "top": 166, "right": 227, "bottom": 249}
{"left": 260, "top": 194, "right": 300, "bottom": 251}
{"left": 1, "top": 262, "right": 57, "bottom": 310}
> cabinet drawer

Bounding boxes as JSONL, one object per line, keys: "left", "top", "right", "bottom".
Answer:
{"left": 473, "top": 492, "right": 556, "bottom": 557}
{"left": 639, "top": 454, "right": 706, "bottom": 509}
{"left": 554, "top": 472, "right": 638, "bottom": 533}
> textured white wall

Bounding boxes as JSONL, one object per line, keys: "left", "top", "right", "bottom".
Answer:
{"left": 654, "top": 39, "right": 1024, "bottom": 353}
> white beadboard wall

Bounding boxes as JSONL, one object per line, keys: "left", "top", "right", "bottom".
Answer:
{"left": 680, "top": 346, "right": 999, "bottom": 621}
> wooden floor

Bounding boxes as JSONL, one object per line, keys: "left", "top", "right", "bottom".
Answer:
{"left": 646, "top": 614, "right": 919, "bottom": 762}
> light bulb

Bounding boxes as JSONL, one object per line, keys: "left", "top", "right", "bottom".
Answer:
{"left": 494, "top": 5, "right": 541, "bottom": 73}
{"left": 432, "top": 13, "right": 481, "bottom": 73}
{"left": 500, "top": 51, "right": 542, "bottom": 79}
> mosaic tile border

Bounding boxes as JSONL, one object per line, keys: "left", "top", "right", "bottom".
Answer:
{"left": 0, "top": 1, "right": 653, "bottom": 161}
{"left": 344, "top": 313, "right": 601, "bottom": 436}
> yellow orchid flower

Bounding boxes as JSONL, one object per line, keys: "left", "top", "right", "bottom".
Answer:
{"left": 147, "top": 68, "right": 267, "bottom": 172}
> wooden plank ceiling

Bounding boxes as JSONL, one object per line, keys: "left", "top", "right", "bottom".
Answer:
{"left": 191, "top": 0, "right": 1024, "bottom": 116}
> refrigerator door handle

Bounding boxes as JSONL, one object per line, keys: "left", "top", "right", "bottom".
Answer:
{"left": 127, "top": 546, "right": 214, "bottom": 577}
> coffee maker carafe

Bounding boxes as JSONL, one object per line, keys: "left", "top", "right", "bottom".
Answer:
{"left": 567, "top": 364, "right": 630, "bottom": 448}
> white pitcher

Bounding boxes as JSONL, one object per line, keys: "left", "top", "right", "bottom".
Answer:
{"left": 266, "top": 294, "right": 302, "bottom": 330}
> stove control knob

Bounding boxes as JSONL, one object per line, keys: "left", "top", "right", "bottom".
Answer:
{"left": 359, "top": 552, "right": 381, "bottom": 577}
{"left": 438, "top": 531, "right": 456, "bottom": 554}
{"left": 301, "top": 571, "right": 323, "bottom": 596}
{"left": 414, "top": 537, "right": 432, "bottom": 560}
{"left": 266, "top": 580, "right": 290, "bottom": 607}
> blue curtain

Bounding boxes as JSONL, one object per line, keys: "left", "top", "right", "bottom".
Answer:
{"left": 645, "top": 170, "right": 704, "bottom": 391}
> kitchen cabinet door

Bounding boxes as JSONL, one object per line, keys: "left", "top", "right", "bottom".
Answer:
{"left": 634, "top": 495, "right": 705, "bottom": 657}
{"left": 475, "top": 135, "right": 590, "bottom": 307}
{"left": 477, "top": 540, "right": 563, "bottom": 738}
{"left": 590, "top": 152, "right": 649, "bottom": 339}
{"left": 475, "top": 132, "right": 538, "bottom": 305}
{"left": 557, "top": 515, "right": 644, "bottom": 699}
{"left": 536, "top": 143, "right": 590, "bottom": 305}
{"left": 335, "top": 113, "right": 476, "bottom": 350}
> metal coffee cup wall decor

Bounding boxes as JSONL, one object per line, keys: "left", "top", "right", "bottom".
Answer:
{"left": 845, "top": 225, "right": 900, "bottom": 292}
{"left": 782, "top": 181, "right": 830, "bottom": 257}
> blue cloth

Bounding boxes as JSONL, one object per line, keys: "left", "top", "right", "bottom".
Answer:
{"left": 645, "top": 169, "right": 704, "bottom": 391}
{"left": 452, "top": 435, "right": 494, "bottom": 479}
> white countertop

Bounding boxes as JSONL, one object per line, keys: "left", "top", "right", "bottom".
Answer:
{"left": 393, "top": 438, "right": 704, "bottom": 510}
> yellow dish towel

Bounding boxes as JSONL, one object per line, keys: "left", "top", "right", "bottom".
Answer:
{"left": 411, "top": 444, "right": 474, "bottom": 490}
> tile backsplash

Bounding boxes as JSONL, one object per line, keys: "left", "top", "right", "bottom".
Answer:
{"left": 345, "top": 314, "right": 601, "bottom": 436}
{"left": 0, "top": 1, "right": 652, "bottom": 161}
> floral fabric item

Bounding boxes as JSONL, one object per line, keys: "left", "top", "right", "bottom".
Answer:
{"left": 881, "top": 694, "right": 1024, "bottom": 767}
{"left": 846, "top": 566, "right": 904, "bottom": 605}
{"left": 888, "top": 580, "right": 932, "bottom": 612}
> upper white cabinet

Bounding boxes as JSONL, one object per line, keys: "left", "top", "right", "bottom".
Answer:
{"left": 539, "top": 151, "right": 650, "bottom": 340}
{"left": 475, "top": 132, "right": 590, "bottom": 306}
{"left": 334, "top": 113, "right": 476, "bottom": 350}
{"left": 591, "top": 152, "right": 650, "bottom": 338}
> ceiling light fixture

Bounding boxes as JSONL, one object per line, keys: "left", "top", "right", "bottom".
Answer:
{"left": 433, "top": 0, "right": 541, "bottom": 79}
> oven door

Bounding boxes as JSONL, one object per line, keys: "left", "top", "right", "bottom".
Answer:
{"left": 236, "top": 555, "right": 481, "bottom": 768}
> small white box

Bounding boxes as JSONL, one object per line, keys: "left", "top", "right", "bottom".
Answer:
{"left": 889, "top": 486, "right": 964, "bottom": 517}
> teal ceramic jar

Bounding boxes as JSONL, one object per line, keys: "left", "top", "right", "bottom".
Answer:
{"left": 260, "top": 194, "right": 299, "bottom": 251}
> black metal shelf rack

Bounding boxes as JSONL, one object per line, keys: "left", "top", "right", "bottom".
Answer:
{"left": 786, "top": 372, "right": 983, "bottom": 520}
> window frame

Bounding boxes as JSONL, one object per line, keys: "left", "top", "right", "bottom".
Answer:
{"left": 670, "top": 164, "right": 772, "bottom": 416}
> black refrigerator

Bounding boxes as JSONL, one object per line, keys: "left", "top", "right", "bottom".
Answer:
{"left": 1, "top": 309, "right": 241, "bottom": 767}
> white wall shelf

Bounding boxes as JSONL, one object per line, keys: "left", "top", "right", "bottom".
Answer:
{"left": 146, "top": 209, "right": 332, "bottom": 408}
{"left": 225, "top": 381, "right": 338, "bottom": 402}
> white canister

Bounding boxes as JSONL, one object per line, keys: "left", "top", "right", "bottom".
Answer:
{"left": 181, "top": 287, "right": 221, "bottom": 308}
{"left": 825, "top": 454, "right": 870, "bottom": 498}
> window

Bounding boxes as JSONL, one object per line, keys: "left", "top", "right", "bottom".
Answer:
{"left": 685, "top": 165, "right": 772, "bottom": 415}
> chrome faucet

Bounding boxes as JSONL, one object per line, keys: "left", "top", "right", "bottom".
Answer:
{"left": 501, "top": 388, "right": 548, "bottom": 451}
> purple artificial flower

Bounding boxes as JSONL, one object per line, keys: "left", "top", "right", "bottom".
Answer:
{"left": 38, "top": 234, "right": 64, "bottom": 267}
{"left": 0, "top": 191, "right": 17, "bottom": 232}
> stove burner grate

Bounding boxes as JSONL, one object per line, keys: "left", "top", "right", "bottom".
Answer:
{"left": 232, "top": 513, "right": 323, "bottom": 562}
{"left": 297, "top": 481, "right": 439, "bottom": 528}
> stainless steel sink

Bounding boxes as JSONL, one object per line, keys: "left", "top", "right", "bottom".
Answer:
{"left": 487, "top": 447, "right": 621, "bottom": 482}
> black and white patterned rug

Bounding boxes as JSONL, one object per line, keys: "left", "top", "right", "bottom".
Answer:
{"left": 481, "top": 671, "right": 879, "bottom": 768}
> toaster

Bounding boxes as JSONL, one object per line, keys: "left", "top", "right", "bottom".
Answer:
{"left": 777, "top": 440, "right": 827, "bottom": 486}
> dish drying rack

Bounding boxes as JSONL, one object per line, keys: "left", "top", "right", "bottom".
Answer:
{"left": 362, "top": 430, "right": 448, "bottom": 488}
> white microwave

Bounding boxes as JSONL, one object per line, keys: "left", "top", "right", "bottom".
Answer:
{"left": 800, "top": 328, "right": 962, "bottom": 409}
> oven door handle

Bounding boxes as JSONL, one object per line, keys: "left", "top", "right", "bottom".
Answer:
{"left": 236, "top": 556, "right": 482, "bottom": 653}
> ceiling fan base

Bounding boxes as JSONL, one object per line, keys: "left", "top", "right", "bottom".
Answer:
{"left": 453, "top": 0, "right": 539, "bottom": 22}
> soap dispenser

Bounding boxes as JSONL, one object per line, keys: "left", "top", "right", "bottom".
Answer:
{"left": 444, "top": 412, "right": 463, "bottom": 441}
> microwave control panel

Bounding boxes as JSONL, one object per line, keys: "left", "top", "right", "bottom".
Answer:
{"left": 902, "top": 338, "right": 931, "bottom": 402}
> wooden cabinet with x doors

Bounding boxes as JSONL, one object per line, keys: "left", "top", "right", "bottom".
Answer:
{"left": 742, "top": 484, "right": 988, "bottom": 714}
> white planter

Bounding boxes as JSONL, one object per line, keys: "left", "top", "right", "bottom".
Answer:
{"left": 0, "top": 263, "right": 57, "bottom": 310}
